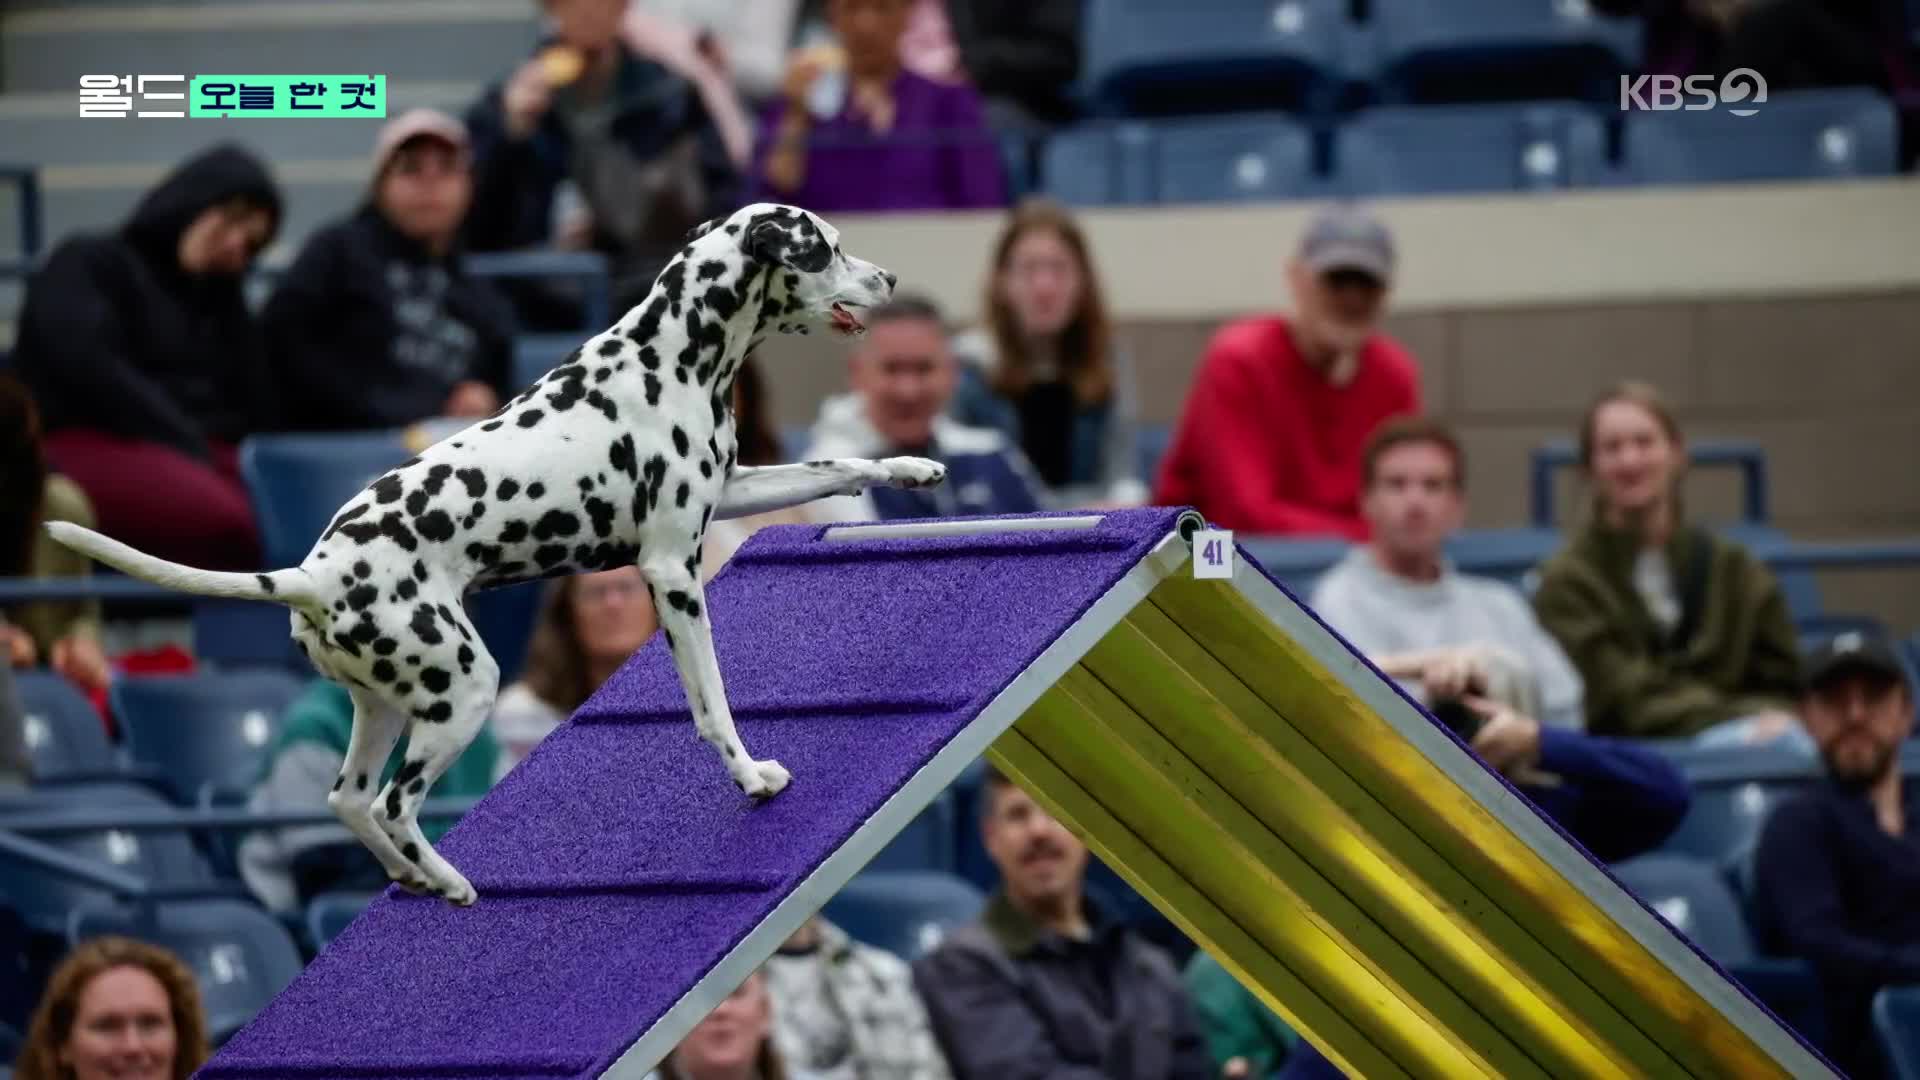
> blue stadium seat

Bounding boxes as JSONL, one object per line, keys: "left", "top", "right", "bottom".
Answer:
{"left": 305, "top": 890, "right": 379, "bottom": 953}
{"left": 1621, "top": 88, "right": 1901, "bottom": 185}
{"left": 13, "top": 670, "right": 118, "bottom": 784}
{"left": 238, "top": 431, "right": 414, "bottom": 570}
{"left": 1366, "top": 0, "right": 1640, "bottom": 106}
{"left": 69, "top": 898, "right": 305, "bottom": 1046}
{"left": 1334, "top": 102, "right": 1609, "bottom": 196}
{"left": 512, "top": 333, "right": 581, "bottom": 391}
{"left": 1079, "top": 0, "right": 1351, "bottom": 118}
{"left": 821, "top": 870, "right": 987, "bottom": 960}
{"left": 1875, "top": 986, "right": 1920, "bottom": 1080}
{"left": 1656, "top": 744, "right": 1820, "bottom": 865}
{"left": 1040, "top": 122, "right": 1155, "bottom": 206}
{"left": 0, "top": 781, "right": 224, "bottom": 933}
{"left": 1151, "top": 114, "right": 1320, "bottom": 205}
{"left": 111, "top": 670, "right": 308, "bottom": 806}
{"left": 866, "top": 789, "right": 959, "bottom": 874}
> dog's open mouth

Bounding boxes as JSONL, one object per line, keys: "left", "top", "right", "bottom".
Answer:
{"left": 830, "top": 303, "right": 866, "bottom": 335}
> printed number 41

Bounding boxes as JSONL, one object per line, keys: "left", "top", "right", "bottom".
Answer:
{"left": 1193, "top": 529, "right": 1233, "bottom": 579}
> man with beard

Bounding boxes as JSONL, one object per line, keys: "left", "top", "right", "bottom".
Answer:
{"left": 912, "top": 766, "right": 1215, "bottom": 1080}
{"left": 1753, "top": 630, "right": 1920, "bottom": 1080}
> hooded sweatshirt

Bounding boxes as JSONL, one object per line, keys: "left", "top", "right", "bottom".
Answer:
{"left": 262, "top": 205, "right": 518, "bottom": 431}
{"left": 11, "top": 143, "right": 283, "bottom": 459}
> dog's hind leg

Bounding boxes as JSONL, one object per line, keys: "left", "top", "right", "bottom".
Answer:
{"left": 328, "top": 687, "right": 430, "bottom": 893}
{"left": 371, "top": 634, "right": 500, "bottom": 907}
{"left": 641, "top": 556, "right": 789, "bottom": 799}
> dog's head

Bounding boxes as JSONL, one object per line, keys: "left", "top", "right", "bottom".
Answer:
{"left": 687, "top": 203, "right": 895, "bottom": 337}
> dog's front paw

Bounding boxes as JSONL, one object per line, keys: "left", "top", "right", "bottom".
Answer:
{"left": 740, "top": 759, "right": 791, "bottom": 800}
{"left": 879, "top": 457, "right": 946, "bottom": 490}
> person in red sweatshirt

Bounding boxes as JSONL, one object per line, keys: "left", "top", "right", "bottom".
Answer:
{"left": 1153, "top": 203, "right": 1422, "bottom": 540}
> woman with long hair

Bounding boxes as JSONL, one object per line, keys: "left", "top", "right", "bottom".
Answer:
{"left": 14, "top": 936, "right": 210, "bottom": 1080}
{"left": 650, "top": 968, "right": 788, "bottom": 1080}
{"left": 1531, "top": 380, "right": 1807, "bottom": 748}
{"left": 950, "top": 196, "right": 1145, "bottom": 508}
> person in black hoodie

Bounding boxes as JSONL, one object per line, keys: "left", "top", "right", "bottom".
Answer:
{"left": 262, "top": 109, "right": 517, "bottom": 433}
{"left": 11, "top": 142, "right": 281, "bottom": 572}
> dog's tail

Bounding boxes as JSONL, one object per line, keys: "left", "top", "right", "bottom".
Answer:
{"left": 44, "top": 521, "right": 318, "bottom": 608}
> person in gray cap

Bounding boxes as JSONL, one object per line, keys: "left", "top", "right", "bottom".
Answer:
{"left": 1752, "top": 629, "right": 1919, "bottom": 1080}
{"left": 1152, "top": 202, "right": 1423, "bottom": 540}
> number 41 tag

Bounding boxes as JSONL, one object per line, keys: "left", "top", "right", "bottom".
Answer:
{"left": 1193, "top": 529, "right": 1234, "bottom": 579}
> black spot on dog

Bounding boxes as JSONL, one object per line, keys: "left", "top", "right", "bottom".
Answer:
{"left": 577, "top": 476, "right": 594, "bottom": 494}
{"left": 322, "top": 502, "right": 370, "bottom": 540}
{"left": 482, "top": 420, "right": 504, "bottom": 432}
{"left": 676, "top": 482, "right": 690, "bottom": 508}
{"left": 499, "top": 519, "right": 529, "bottom": 544}
{"left": 416, "top": 510, "right": 455, "bottom": 543}
{"left": 687, "top": 598, "right": 702, "bottom": 619}
{"left": 584, "top": 497, "right": 617, "bottom": 538}
{"left": 372, "top": 658, "right": 397, "bottom": 683}
{"left": 495, "top": 477, "right": 520, "bottom": 501}
{"left": 353, "top": 560, "right": 371, "bottom": 579}
{"left": 395, "top": 681, "right": 413, "bottom": 694}
{"left": 418, "top": 701, "right": 455, "bottom": 726}
{"left": 638, "top": 346, "right": 662, "bottom": 370}
{"left": 358, "top": 773, "right": 369, "bottom": 791}
{"left": 405, "top": 490, "right": 429, "bottom": 517}
{"left": 403, "top": 842, "right": 421, "bottom": 863}
{"left": 703, "top": 283, "right": 741, "bottom": 321}
{"left": 671, "top": 426, "right": 691, "bottom": 457}
{"left": 457, "top": 643, "right": 474, "bottom": 672}
{"left": 372, "top": 474, "right": 405, "bottom": 505}
{"left": 697, "top": 259, "right": 727, "bottom": 281}
{"left": 594, "top": 366, "right": 613, "bottom": 383}
{"left": 332, "top": 776, "right": 342, "bottom": 791}
{"left": 422, "top": 464, "right": 453, "bottom": 496}
{"left": 373, "top": 637, "right": 399, "bottom": 657}
{"left": 517, "top": 409, "right": 545, "bottom": 429}
{"left": 455, "top": 468, "right": 487, "bottom": 498}
{"left": 700, "top": 459, "right": 712, "bottom": 479}
{"left": 408, "top": 778, "right": 425, "bottom": 796}
{"left": 350, "top": 618, "right": 379, "bottom": 645}
{"left": 597, "top": 338, "right": 624, "bottom": 358}
{"left": 466, "top": 542, "right": 503, "bottom": 567}
{"left": 339, "top": 520, "right": 382, "bottom": 544}
{"left": 609, "top": 434, "right": 638, "bottom": 480}
{"left": 256, "top": 573, "right": 275, "bottom": 594}
{"left": 346, "top": 583, "right": 378, "bottom": 611}
{"left": 331, "top": 632, "right": 361, "bottom": 657}
{"left": 333, "top": 601, "right": 346, "bottom": 613}
{"left": 411, "top": 604, "right": 444, "bottom": 645}
{"left": 397, "top": 578, "right": 417, "bottom": 601}
{"left": 378, "top": 512, "right": 419, "bottom": 552}
{"left": 644, "top": 372, "right": 663, "bottom": 406}
{"left": 534, "top": 544, "right": 568, "bottom": 570}
{"left": 658, "top": 260, "right": 687, "bottom": 312}
{"left": 421, "top": 667, "right": 452, "bottom": 694}
{"left": 585, "top": 389, "right": 618, "bottom": 422}
{"left": 527, "top": 481, "right": 546, "bottom": 499}
{"left": 533, "top": 509, "right": 580, "bottom": 540}
{"left": 665, "top": 590, "right": 689, "bottom": 612}
{"left": 436, "top": 605, "right": 472, "bottom": 642}
{"left": 413, "top": 560, "right": 429, "bottom": 583}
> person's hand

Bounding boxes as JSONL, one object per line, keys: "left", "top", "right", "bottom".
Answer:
{"left": 51, "top": 634, "right": 112, "bottom": 692}
{"left": 1742, "top": 709, "right": 1801, "bottom": 744}
{"left": 1463, "top": 695, "right": 1543, "bottom": 776}
{"left": 781, "top": 48, "right": 827, "bottom": 110}
{"left": 444, "top": 380, "right": 500, "bottom": 418}
{"left": 1420, "top": 647, "right": 1487, "bottom": 703}
{"left": 850, "top": 80, "right": 896, "bottom": 134}
{"left": 503, "top": 55, "right": 559, "bottom": 140}
{"left": 1221, "top": 1056, "right": 1252, "bottom": 1079}
{"left": 3, "top": 624, "right": 36, "bottom": 668}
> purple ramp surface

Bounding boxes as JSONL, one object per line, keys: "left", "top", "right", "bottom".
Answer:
{"left": 196, "top": 508, "right": 1185, "bottom": 1080}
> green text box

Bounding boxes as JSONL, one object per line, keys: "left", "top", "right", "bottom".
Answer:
{"left": 189, "top": 76, "right": 386, "bottom": 119}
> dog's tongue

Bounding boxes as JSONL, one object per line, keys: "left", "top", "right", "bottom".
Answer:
{"left": 831, "top": 304, "right": 862, "bottom": 333}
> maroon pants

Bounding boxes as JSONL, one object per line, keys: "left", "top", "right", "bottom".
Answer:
{"left": 44, "top": 429, "right": 263, "bottom": 571}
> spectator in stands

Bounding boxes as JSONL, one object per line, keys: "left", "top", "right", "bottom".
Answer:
{"left": 800, "top": 294, "right": 1047, "bottom": 521}
{"left": 464, "top": 0, "right": 745, "bottom": 315}
{"left": 1311, "top": 417, "right": 1586, "bottom": 730}
{"left": 648, "top": 968, "right": 790, "bottom": 1080}
{"left": 10, "top": 143, "right": 281, "bottom": 572}
{"left": 263, "top": 109, "right": 518, "bottom": 433}
{"left": 701, "top": 355, "right": 820, "bottom": 576}
{"left": 1531, "top": 381, "right": 1808, "bottom": 748}
{"left": 943, "top": 0, "right": 1085, "bottom": 133}
{"left": 1153, "top": 204, "right": 1422, "bottom": 541}
{"left": 1753, "top": 630, "right": 1919, "bottom": 1080}
{"left": 625, "top": 0, "right": 794, "bottom": 119}
{"left": 949, "top": 197, "right": 1146, "bottom": 509}
{"left": 753, "top": 0, "right": 1007, "bottom": 214}
{"left": 763, "top": 916, "right": 954, "bottom": 1079}
{"left": 236, "top": 679, "right": 502, "bottom": 913}
{"left": 912, "top": 765, "right": 1215, "bottom": 1080}
{"left": 1, "top": 375, "right": 112, "bottom": 704}
{"left": 14, "top": 935, "right": 210, "bottom": 1080}
{"left": 492, "top": 566, "right": 660, "bottom": 773}
{"left": 1593, "top": 0, "right": 1915, "bottom": 97}
{"left": 1271, "top": 704, "right": 1693, "bottom": 1080}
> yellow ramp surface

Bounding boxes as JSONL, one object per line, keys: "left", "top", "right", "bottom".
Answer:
{"left": 989, "top": 527, "right": 1834, "bottom": 1079}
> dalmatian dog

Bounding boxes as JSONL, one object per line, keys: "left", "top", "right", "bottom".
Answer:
{"left": 46, "top": 203, "right": 947, "bottom": 907}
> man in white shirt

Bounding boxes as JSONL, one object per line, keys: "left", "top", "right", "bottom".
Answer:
{"left": 1310, "top": 416, "right": 1586, "bottom": 730}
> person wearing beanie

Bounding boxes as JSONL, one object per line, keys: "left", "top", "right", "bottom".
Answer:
{"left": 262, "top": 108, "right": 518, "bottom": 434}
{"left": 11, "top": 142, "right": 282, "bottom": 571}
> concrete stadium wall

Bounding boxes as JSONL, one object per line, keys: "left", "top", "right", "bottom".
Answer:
{"left": 765, "top": 178, "right": 1920, "bottom": 633}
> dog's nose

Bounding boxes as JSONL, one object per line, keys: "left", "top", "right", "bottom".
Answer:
{"left": 882, "top": 271, "right": 898, "bottom": 290}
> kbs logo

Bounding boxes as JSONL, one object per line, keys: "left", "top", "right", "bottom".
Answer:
{"left": 1619, "top": 68, "right": 1767, "bottom": 116}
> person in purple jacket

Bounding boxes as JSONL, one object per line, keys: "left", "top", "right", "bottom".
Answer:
{"left": 752, "top": 0, "right": 1008, "bottom": 214}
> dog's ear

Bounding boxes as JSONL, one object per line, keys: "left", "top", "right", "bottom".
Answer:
{"left": 743, "top": 214, "right": 833, "bottom": 274}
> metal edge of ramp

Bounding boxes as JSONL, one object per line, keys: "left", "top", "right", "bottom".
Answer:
{"left": 986, "top": 540, "right": 1839, "bottom": 1079}
{"left": 593, "top": 524, "right": 1196, "bottom": 1076}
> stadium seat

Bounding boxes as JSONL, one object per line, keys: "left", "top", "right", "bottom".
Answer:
{"left": 1333, "top": 102, "right": 1609, "bottom": 196}
{"left": 1656, "top": 744, "right": 1820, "bottom": 865}
{"left": 1366, "top": 0, "right": 1640, "bottom": 106}
{"left": 111, "top": 669, "right": 308, "bottom": 806}
{"left": 1079, "top": 0, "right": 1351, "bottom": 119}
{"left": 1039, "top": 122, "right": 1155, "bottom": 206}
{"left": 68, "top": 898, "right": 305, "bottom": 1046}
{"left": 13, "top": 670, "right": 118, "bottom": 784}
{"left": 1151, "top": 114, "right": 1320, "bottom": 205}
{"left": 512, "top": 333, "right": 581, "bottom": 391}
{"left": 866, "top": 789, "right": 959, "bottom": 875}
{"left": 305, "top": 890, "right": 379, "bottom": 953}
{"left": 1875, "top": 986, "right": 1920, "bottom": 1080}
{"left": 821, "top": 870, "right": 986, "bottom": 960}
{"left": 0, "top": 781, "right": 226, "bottom": 934}
{"left": 238, "top": 430, "right": 414, "bottom": 570}
{"left": 1621, "top": 88, "right": 1901, "bottom": 185}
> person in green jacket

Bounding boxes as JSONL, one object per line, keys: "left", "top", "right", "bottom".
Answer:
{"left": 1182, "top": 948, "right": 1302, "bottom": 1077}
{"left": 236, "top": 678, "right": 501, "bottom": 913}
{"left": 1530, "top": 381, "right": 1808, "bottom": 748}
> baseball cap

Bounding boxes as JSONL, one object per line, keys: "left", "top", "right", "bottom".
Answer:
{"left": 1802, "top": 630, "right": 1910, "bottom": 694}
{"left": 1298, "top": 203, "right": 1395, "bottom": 285}
{"left": 370, "top": 108, "right": 470, "bottom": 180}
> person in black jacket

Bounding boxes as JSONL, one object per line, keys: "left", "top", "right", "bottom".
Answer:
{"left": 262, "top": 109, "right": 517, "bottom": 433}
{"left": 11, "top": 142, "right": 281, "bottom": 571}
{"left": 462, "top": 0, "right": 745, "bottom": 321}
